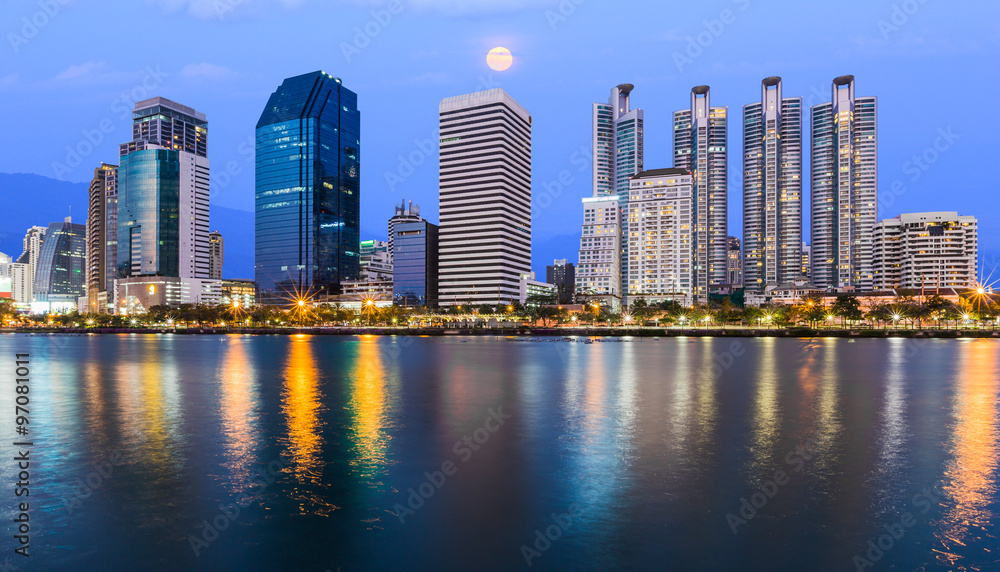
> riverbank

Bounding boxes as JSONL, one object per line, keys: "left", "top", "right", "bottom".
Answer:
{"left": 5, "top": 327, "right": 999, "bottom": 338}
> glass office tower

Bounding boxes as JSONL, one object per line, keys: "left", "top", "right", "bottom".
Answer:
{"left": 117, "top": 149, "right": 181, "bottom": 278}
{"left": 33, "top": 217, "right": 86, "bottom": 304}
{"left": 255, "top": 71, "right": 361, "bottom": 300}
{"left": 392, "top": 220, "right": 439, "bottom": 308}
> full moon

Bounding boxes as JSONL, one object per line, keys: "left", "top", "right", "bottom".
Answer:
{"left": 486, "top": 47, "right": 513, "bottom": 71}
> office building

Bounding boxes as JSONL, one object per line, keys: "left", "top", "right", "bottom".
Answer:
{"left": 727, "top": 237, "right": 743, "bottom": 287}
{"left": 575, "top": 196, "right": 621, "bottom": 308}
{"left": 209, "top": 231, "right": 224, "bottom": 280}
{"left": 673, "top": 86, "right": 728, "bottom": 302}
{"left": 255, "top": 71, "right": 360, "bottom": 300}
{"left": 117, "top": 276, "right": 221, "bottom": 313}
{"left": 625, "top": 169, "right": 693, "bottom": 306}
{"left": 872, "top": 212, "right": 978, "bottom": 291}
{"left": 87, "top": 163, "right": 118, "bottom": 313}
{"left": 360, "top": 239, "right": 392, "bottom": 281}
{"left": 388, "top": 199, "right": 422, "bottom": 261}
{"left": 438, "top": 89, "right": 531, "bottom": 307}
{"left": 221, "top": 278, "right": 257, "bottom": 308}
{"left": 802, "top": 243, "right": 811, "bottom": 282}
{"left": 118, "top": 97, "right": 211, "bottom": 281}
{"left": 810, "top": 75, "right": 878, "bottom": 290}
{"left": 392, "top": 219, "right": 439, "bottom": 308}
{"left": 743, "top": 77, "right": 803, "bottom": 293}
{"left": 32, "top": 217, "right": 86, "bottom": 309}
{"left": 0, "top": 261, "right": 30, "bottom": 304}
{"left": 519, "top": 272, "right": 558, "bottom": 305}
{"left": 546, "top": 259, "right": 576, "bottom": 304}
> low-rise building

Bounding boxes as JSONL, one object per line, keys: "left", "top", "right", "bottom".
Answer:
{"left": 519, "top": 272, "right": 558, "bottom": 305}
{"left": 872, "top": 212, "right": 978, "bottom": 291}
{"left": 116, "top": 277, "right": 222, "bottom": 314}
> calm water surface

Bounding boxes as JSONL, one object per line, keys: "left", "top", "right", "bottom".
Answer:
{"left": 0, "top": 334, "right": 998, "bottom": 571}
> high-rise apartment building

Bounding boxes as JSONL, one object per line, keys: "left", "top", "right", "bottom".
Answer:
{"left": 360, "top": 239, "right": 392, "bottom": 281}
{"left": 575, "top": 196, "right": 621, "bottom": 307}
{"left": 743, "top": 77, "right": 803, "bottom": 293}
{"left": 392, "top": 220, "right": 439, "bottom": 308}
{"left": 673, "top": 86, "right": 728, "bottom": 302}
{"left": 255, "top": 71, "right": 360, "bottom": 300}
{"left": 0, "top": 258, "right": 31, "bottom": 304}
{"left": 33, "top": 217, "right": 86, "bottom": 307}
{"left": 16, "top": 226, "right": 47, "bottom": 302}
{"left": 87, "top": 163, "right": 118, "bottom": 313}
{"left": 118, "top": 97, "right": 210, "bottom": 280}
{"left": 589, "top": 84, "right": 644, "bottom": 297}
{"left": 727, "top": 236, "right": 743, "bottom": 287}
{"left": 802, "top": 243, "right": 812, "bottom": 282}
{"left": 546, "top": 259, "right": 576, "bottom": 304}
{"left": 625, "top": 169, "right": 693, "bottom": 306}
{"left": 872, "top": 212, "right": 978, "bottom": 291}
{"left": 209, "top": 231, "right": 223, "bottom": 280}
{"left": 437, "top": 89, "right": 531, "bottom": 307}
{"left": 810, "top": 75, "right": 878, "bottom": 290}
{"left": 388, "top": 199, "right": 422, "bottom": 261}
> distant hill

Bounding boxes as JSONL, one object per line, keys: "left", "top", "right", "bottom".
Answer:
{"left": 0, "top": 172, "right": 255, "bottom": 278}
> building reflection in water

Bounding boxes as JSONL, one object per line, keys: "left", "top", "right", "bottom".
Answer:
{"left": 872, "top": 339, "right": 908, "bottom": 512}
{"left": 811, "top": 338, "right": 843, "bottom": 475}
{"left": 935, "top": 340, "right": 999, "bottom": 567}
{"left": 749, "top": 337, "right": 780, "bottom": 476}
{"left": 347, "top": 336, "right": 395, "bottom": 494}
{"left": 280, "top": 335, "right": 325, "bottom": 487}
{"left": 218, "top": 335, "right": 259, "bottom": 493}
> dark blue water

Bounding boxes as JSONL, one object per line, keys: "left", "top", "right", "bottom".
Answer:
{"left": 0, "top": 334, "right": 998, "bottom": 571}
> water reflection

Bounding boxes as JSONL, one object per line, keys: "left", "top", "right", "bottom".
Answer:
{"left": 347, "top": 336, "right": 394, "bottom": 490}
{"left": 749, "top": 338, "right": 780, "bottom": 475}
{"left": 872, "top": 339, "right": 909, "bottom": 514}
{"left": 218, "top": 335, "right": 259, "bottom": 493}
{"left": 280, "top": 335, "right": 325, "bottom": 485}
{"left": 935, "top": 340, "right": 1000, "bottom": 568}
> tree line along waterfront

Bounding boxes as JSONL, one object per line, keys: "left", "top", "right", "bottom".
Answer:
{"left": 2, "top": 290, "right": 998, "bottom": 332}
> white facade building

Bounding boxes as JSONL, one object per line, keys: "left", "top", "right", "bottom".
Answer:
{"left": 872, "top": 212, "right": 978, "bottom": 291}
{"left": 438, "top": 89, "right": 532, "bottom": 307}
{"left": 575, "top": 196, "right": 621, "bottom": 307}
{"left": 673, "top": 86, "right": 728, "bottom": 302}
{"left": 626, "top": 169, "right": 693, "bottom": 307}
{"left": 810, "top": 76, "right": 878, "bottom": 290}
{"left": 518, "top": 272, "right": 558, "bottom": 305}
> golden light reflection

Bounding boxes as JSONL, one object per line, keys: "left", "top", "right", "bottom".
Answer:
{"left": 281, "top": 335, "right": 324, "bottom": 485}
{"left": 348, "top": 336, "right": 392, "bottom": 486}
{"left": 811, "top": 338, "right": 843, "bottom": 473}
{"left": 219, "top": 335, "right": 257, "bottom": 492}
{"left": 935, "top": 340, "right": 999, "bottom": 568}
{"left": 749, "top": 338, "right": 779, "bottom": 475}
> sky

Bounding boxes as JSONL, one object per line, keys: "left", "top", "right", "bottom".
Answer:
{"left": 2, "top": 0, "right": 999, "bottom": 278}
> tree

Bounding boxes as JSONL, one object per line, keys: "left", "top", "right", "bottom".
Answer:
{"left": 629, "top": 299, "right": 656, "bottom": 325}
{"left": 832, "top": 295, "right": 863, "bottom": 328}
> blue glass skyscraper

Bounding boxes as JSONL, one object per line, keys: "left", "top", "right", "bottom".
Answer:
{"left": 255, "top": 71, "right": 360, "bottom": 299}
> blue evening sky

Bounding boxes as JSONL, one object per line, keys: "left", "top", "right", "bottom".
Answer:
{"left": 2, "top": 0, "right": 998, "bottom": 277}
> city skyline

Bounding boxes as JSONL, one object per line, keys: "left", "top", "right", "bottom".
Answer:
{"left": 2, "top": 1, "right": 997, "bottom": 280}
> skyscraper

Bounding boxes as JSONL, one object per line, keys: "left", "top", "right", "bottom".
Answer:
{"left": 209, "top": 231, "right": 223, "bottom": 280}
{"left": 727, "top": 236, "right": 743, "bottom": 287}
{"left": 625, "top": 169, "right": 693, "bottom": 306}
{"left": 591, "top": 84, "right": 643, "bottom": 296}
{"left": 33, "top": 217, "right": 86, "bottom": 307}
{"left": 117, "top": 97, "right": 210, "bottom": 280}
{"left": 392, "top": 219, "right": 439, "bottom": 308}
{"left": 87, "top": 163, "right": 118, "bottom": 313}
{"left": 388, "top": 198, "right": 422, "bottom": 261}
{"left": 255, "top": 71, "right": 360, "bottom": 300}
{"left": 810, "top": 75, "right": 878, "bottom": 290}
{"left": 673, "top": 86, "right": 728, "bottom": 302}
{"left": 16, "top": 226, "right": 46, "bottom": 302}
{"left": 437, "top": 89, "right": 531, "bottom": 307}
{"left": 575, "top": 196, "right": 621, "bottom": 307}
{"left": 546, "top": 259, "right": 575, "bottom": 304}
{"left": 743, "top": 77, "right": 803, "bottom": 294}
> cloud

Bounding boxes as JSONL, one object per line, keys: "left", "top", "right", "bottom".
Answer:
{"left": 54, "top": 61, "right": 109, "bottom": 81}
{"left": 0, "top": 74, "right": 19, "bottom": 87}
{"left": 180, "top": 62, "right": 239, "bottom": 80}
{"left": 147, "top": 0, "right": 306, "bottom": 20}
{"left": 345, "top": 0, "right": 560, "bottom": 17}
